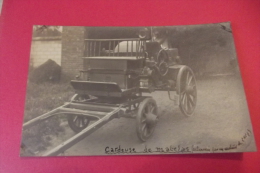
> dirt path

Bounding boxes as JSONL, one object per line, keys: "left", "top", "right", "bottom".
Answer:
{"left": 47, "top": 76, "right": 256, "bottom": 156}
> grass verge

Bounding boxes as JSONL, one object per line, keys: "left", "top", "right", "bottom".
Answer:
{"left": 21, "top": 81, "right": 75, "bottom": 156}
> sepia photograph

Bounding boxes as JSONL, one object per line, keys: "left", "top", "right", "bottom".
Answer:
{"left": 20, "top": 23, "right": 256, "bottom": 157}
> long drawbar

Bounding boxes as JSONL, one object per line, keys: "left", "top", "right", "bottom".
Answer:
{"left": 22, "top": 102, "right": 122, "bottom": 156}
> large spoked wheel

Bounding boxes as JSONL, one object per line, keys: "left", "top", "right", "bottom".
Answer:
{"left": 177, "top": 66, "right": 197, "bottom": 117}
{"left": 136, "top": 98, "right": 158, "bottom": 142}
{"left": 68, "top": 94, "right": 91, "bottom": 133}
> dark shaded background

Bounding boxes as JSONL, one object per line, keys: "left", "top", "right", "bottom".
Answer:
{"left": 0, "top": 0, "right": 259, "bottom": 173}
{"left": 87, "top": 24, "right": 236, "bottom": 76}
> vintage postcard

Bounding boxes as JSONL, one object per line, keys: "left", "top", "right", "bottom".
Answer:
{"left": 20, "top": 23, "right": 256, "bottom": 156}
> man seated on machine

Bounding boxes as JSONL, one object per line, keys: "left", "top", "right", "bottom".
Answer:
{"left": 152, "top": 27, "right": 182, "bottom": 64}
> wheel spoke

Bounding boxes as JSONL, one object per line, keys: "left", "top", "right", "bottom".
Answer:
{"left": 188, "top": 75, "right": 193, "bottom": 85}
{"left": 182, "top": 94, "right": 185, "bottom": 108}
{"left": 141, "top": 123, "right": 147, "bottom": 133}
{"left": 188, "top": 84, "right": 196, "bottom": 96}
{"left": 81, "top": 117, "right": 85, "bottom": 127}
{"left": 78, "top": 117, "right": 82, "bottom": 127}
{"left": 186, "top": 71, "right": 190, "bottom": 85}
{"left": 182, "top": 93, "right": 187, "bottom": 107}
{"left": 150, "top": 106, "right": 155, "bottom": 113}
{"left": 84, "top": 118, "right": 88, "bottom": 124}
{"left": 141, "top": 114, "right": 147, "bottom": 123}
{"left": 73, "top": 116, "right": 78, "bottom": 122}
{"left": 187, "top": 95, "right": 192, "bottom": 112}
{"left": 79, "top": 118, "right": 83, "bottom": 127}
{"left": 180, "top": 94, "right": 184, "bottom": 104}
{"left": 76, "top": 117, "right": 80, "bottom": 127}
{"left": 148, "top": 103, "right": 154, "bottom": 113}
{"left": 181, "top": 93, "right": 185, "bottom": 105}
{"left": 143, "top": 125, "right": 148, "bottom": 137}
{"left": 185, "top": 94, "right": 189, "bottom": 111}
{"left": 187, "top": 94, "right": 195, "bottom": 107}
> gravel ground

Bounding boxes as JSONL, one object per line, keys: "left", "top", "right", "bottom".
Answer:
{"left": 42, "top": 75, "right": 256, "bottom": 156}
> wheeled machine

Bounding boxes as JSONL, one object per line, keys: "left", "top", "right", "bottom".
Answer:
{"left": 23, "top": 29, "right": 197, "bottom": 156}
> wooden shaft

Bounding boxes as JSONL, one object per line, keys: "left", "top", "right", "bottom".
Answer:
{"left": 43, "top": 107, "right": 121, "bottom": 156}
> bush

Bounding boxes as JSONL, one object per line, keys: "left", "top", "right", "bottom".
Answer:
{"left": 29, "top": 59, "right": 61, "bottom": 83}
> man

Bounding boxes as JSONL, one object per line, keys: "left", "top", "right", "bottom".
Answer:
{"left": 152, "top": 27, "right": 182, "bottom": 64}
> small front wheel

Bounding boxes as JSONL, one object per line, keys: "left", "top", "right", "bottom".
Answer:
{"left": 68, "top": 94, "right": 91, "bottom": 133}
{"left": 67, "top": 115, "right": 90, "bottom": 133}
{"left": 70, "top": 94, "right": 90, "bottom": 102}
{"left": 136, "top": 98, "right": 158, "bottom": 142}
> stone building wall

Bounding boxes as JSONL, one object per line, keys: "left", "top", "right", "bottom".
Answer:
{"left": 30, "top": 37, "right": 61, "bottom": 67}
{"left": 61, "top": 26, "right": 86, "bottom": 79}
